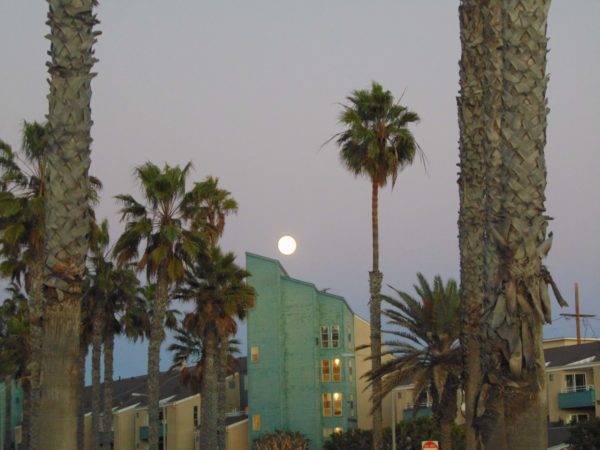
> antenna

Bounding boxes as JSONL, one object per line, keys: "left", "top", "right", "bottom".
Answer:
{"left": 560, "top": 283, "right": 595, "bottom": 344}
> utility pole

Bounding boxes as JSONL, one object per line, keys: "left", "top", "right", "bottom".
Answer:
{"left": 560, "top": 283, "right": 595, "bottom": 344}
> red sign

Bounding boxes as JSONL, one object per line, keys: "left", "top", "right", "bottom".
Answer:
{"left": 422, "top": 441, "right": 439, "bottom": 450}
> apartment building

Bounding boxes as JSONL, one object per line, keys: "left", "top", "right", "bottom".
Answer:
{"left": 245, "top": 252, "right": 392, "bottom": 450}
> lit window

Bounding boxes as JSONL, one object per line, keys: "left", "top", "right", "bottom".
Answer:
{"left": 322, "top": 393, "right": 332, "bottom": 416}
{"left": 331, "top": 326, "right": 340, "bottom": 348}
{"left": 348, "top": 360, "right": 353, "bottom": 381}
{"left": 333, "top": 392, "right": 342, "bottom": 416}
{"left": 251, "top": 346, "right": 259, "bottom": 363}
{"left": 252, "top": 415, "right": 261, "bottom": 431}
{"left": 332, "top": 358, "right": 342, "bottom": 382}
{"left": 334, "top": 427, "right": 343, "bottom": 434}
{"left": 321, "top": 360, "right": 331, "bottom": 382}
{"left": 321, "top": 326, "right": 329, "bottom": 348}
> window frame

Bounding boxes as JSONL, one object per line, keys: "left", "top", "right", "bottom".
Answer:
{"left": 333, "top": 392, "right": 343, "bottom": 416}
{"left": 332, "top": 358, "right": 342, "bottom": 382}
{"left": 252, "top": 415, "right": 261, "bottom": 431}
{"left": 321, "top": 359, "right": 331, "bottom": 382}
{"left": 251, "top": 346, "right": 259, "bottom": 363}
{"left": 322, "top": 393, "right": 332, "bottom": 417}
{"left": 331, "top": 325, "right": 340, "bottom": 348}
{"left": 321, "top": 326, "right": 330, "bottom": 348}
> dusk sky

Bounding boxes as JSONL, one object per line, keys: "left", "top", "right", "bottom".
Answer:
{"left": 1, "top": 1, "right": 598, "bottom": 380}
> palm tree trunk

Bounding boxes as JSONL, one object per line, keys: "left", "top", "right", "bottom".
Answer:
{"left": 38, "top": 299, "right": 82, "bottom": 450}
{"left": 148, "top": 272, "right": 169, "bottom": 450}
{"left": 369, "top": 181, "right": 383, "bottom": 450}
{"left": 77, "top": 339, "right": 88, "bottom": 450}
{"left": 91, "top": 311, "right": 102, "bottom": 450}
{"left": 457, "top": 2, "right": 486, "bottom": 448}
{"left": 216, "top": 334, "right": 227, "bottom": 450}
{"left": 199, "top": 328, "right": 219, "bottom": 450}
{"left": 40, "top": 0, "right": 97, "bottom": 448}
{"left": 102, "top": 329, "right": 115, "bottom": 448}
{"left": 26, "top": 254, "right": 44, "bottom": 450}
{"left": 4, "top": 376, "right": 12, "bottom": 450}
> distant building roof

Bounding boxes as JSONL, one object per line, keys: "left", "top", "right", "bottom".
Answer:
{"left": 544, "top": 341, "right": 600, "bottom": 369}
{"left": 83, "top": 356, "right": 247, "bottom": 413}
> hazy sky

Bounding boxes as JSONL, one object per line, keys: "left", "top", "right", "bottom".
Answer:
{"left": 1, "top": 1, "right": 599, "bottom": 380}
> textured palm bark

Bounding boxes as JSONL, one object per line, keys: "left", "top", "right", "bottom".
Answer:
{"left": 38, "top": 298, "right": 81, "bottom": 450}
{"left": 91, "top": 311, "right": 102, "bottom": 450}
{"left": 457, "top": 2, "right": 486, "bottom": 448}
{"left": 41, "top": 0, "right": 98, "bottom": 448}
{"left": 147, "top": 271, "right": 168, "bottom": 450}
{"left": 479, "top": 2, "right": 510, "bottom": 448}
{"left": 102, "top": 330, "right": 115, "bottom": 448}
{"left": 199, "top": 329, "right": 218, "bottom": 450}
{"left": 369, "top": 181, "right": 383, "bottom": 450}
{"left": 4, "top": 376, "right": 12, "bottom": 450}
{"left": 26, "top": 255, "right": 44, "bottom": 450}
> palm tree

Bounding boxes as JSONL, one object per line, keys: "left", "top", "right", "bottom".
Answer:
{"left": 332, "top": 81, "right": 422, "bottom": 449}
{"left": 457, "top": 2, "right": 564, "bottom": 448}
{"left": 369, "top": 274, "right": 461, "bottom": 450}
{"left": 86, "top": 219, "right": 139, "bottom": 449}
{"left": 0, "top": 121, "right": 46, "bottom": 450}
{"left": 113, "top": 162, "right": 204, "bottom": 450}
{"left": 176, "top": 247, "right": 255, "bottom": 450}
{"left": 39, "top": 1, "right": 99, "bottom": 447}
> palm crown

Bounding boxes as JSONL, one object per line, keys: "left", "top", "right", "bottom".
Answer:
{"left": 336, "top": 81, "right": 422, "bottom": 188}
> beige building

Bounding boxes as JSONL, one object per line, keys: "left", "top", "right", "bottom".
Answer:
{"left": 81, "top": 362, "right": 248, "bottom": 450}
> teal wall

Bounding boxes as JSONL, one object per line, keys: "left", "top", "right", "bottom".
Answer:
{"left": 0, "top": 379, "right": 24, "bottom": 450}
{"left": 246, "top": 253, "right": 357, "bottom": 450}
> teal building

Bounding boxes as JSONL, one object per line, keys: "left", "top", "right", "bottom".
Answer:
{"left": 246, "top": 253, "right": 360, "bottom": 449}
{"left": 0, "top": 379, "right": 24, "bottom": 450}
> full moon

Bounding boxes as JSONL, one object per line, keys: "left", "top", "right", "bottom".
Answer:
{"left": 277, "top": 235, "right": 297, "bottom": 255}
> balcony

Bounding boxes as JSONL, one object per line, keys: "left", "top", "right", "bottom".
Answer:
{"left": 403, "top": 403, "right": 433, "bottom": 420}
{"left": 139, "top": 424, "right": 166, "bottom": 440}
{"left": 558, "top": 385, "right": 595, "bottom": 409}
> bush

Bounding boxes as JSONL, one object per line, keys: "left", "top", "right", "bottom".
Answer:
{"left": 566, "top": 417, "right": 600, "bottom": 450}
{"left": 323, "top": 417, "right": 465, "bottom": 450}
{"left": 252, "top": 429, "right": 310, "bottom": 450}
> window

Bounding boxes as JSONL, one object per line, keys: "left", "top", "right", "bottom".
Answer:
{"left": 323, "top": 428, "right": 333, "bottom": 438}
{"left": 348, "top": 360, "right": 353, "bottom": 381}
{"left": 568, "top": 413, "right": 589, "bottom": 424}
{"left": 349, "top": 394, "right": 355, "bottom": 417}
{"left": 347, "top": 328, "right": 352, "bottom": 346}
{"left": 331, "top": 325, "right": 340, "bottom": 348}
{"left": 193, "top": 406, "right": 199, "bottom": 427}
{"left": 323, "top": 393, "right": 332, "bottom": 416}
{"left": 322, "top": 360, "right": 331, "bottom": 382}
{"left": 251, "top": 346, "right": 259, "bottom": 363}
{"left": 321, "top": 326, "right": 330, "bottom": 348}
{"left": 333, "top": 392, "right": 343, "bottom": 416}
{"left": 565, "top": 373, "right": 587, "bottom": 392}
{"left": 332, "top": 358, "right": 342, "bottom": 382}
{"left": 252, "top": 415, "right": 261, "bottom": 431}
{"left": 334, "top": 427, "right": 343, "bottom": 434}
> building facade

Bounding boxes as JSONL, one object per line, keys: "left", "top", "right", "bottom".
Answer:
{"left": 246, "top": 253, "right": 391, "bottom": 449}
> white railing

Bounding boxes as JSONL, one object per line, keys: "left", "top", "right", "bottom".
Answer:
{"left": 404, "top": 401, "right": 433, "bottom": 409}
{"left": 561, "top": 385, "right": 594, "bottom": 394}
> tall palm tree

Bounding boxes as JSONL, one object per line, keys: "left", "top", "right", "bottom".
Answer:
{"left": 369, "top": 274, "right": 461, "bottom": 450}
{"left": 457, "top": 2, "right": 565, "bottom": 448}
{"left": 332, "top": 81, "right": 421, "bottom": 448}
{"left": 86, "top": 219, "right": 139, "bottom": 449}
{"left": 39, "top": 0, "right": 99, "bottom": 448}
{"left": 0, "top": 121, "right": 47, "bottom": 450}
{"left": 176, "top": 247, "right": 255, "bottom": 450}
{"left": 113, "top": 162, "right": 204, "bottom": 450}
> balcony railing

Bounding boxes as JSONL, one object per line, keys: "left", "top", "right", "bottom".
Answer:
{"left": 403, "top": 403, "right": 433, "bottom": 420}
{"left": 558, "top": 386, "right": 595, "bottom": 409}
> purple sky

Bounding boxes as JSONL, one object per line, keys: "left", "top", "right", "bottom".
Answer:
{"left": 1, "top": 1, "right": 599, "bottom": 380}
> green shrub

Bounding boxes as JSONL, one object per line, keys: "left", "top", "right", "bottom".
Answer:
{"left": 323, "top": 417, "right": 465, "bottom": 450}
{"left": 252, "top": 429, "right": 310, "bottom": 450}
{"left": 566, "top": 417, "right": 600, "bottom": 450}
